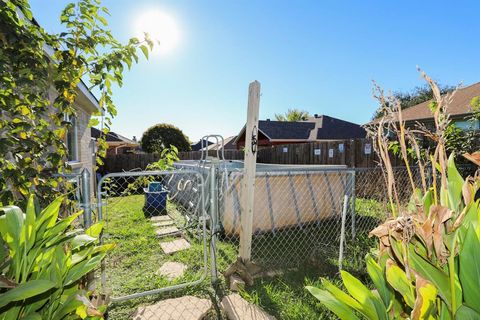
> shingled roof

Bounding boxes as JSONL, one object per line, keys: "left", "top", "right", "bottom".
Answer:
{"left": 258, "top": 120, "right": 315, "bottom": 140}
{"left": 91, "top": 127, "right": 138, "bottom": 145}
{"left": 234, "top": 115, "right": 366, "bottom": 145}
{"left": 396, "top": 82, "right": 480, "bottom": 122}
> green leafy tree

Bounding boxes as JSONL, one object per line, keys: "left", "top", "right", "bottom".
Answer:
{"left": 0, "top": 0, "right": 153, "bottom": 206}
{"left": 274, "top": 108, "right": 311, "bottom": 121}
{"left": 141, "top": 123, "right": 191, "bottom": 153}
{"left": 372, "top": 84, "right": 454, "bottom": 119}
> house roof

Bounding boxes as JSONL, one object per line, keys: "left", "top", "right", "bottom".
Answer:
{"left": 314, "top": 115, "right": 367, "bottom": 139}
{"left": 191, "top": 139, "right": 213, "bottom": 151}
{"left": 91, "top": 127, "right": 139, "bottom": 146}
{"left": 258, "top": 120, "right": 315, "bottom": 140}
{"left": 206, "top": 136, "right": 237, "bottom": 150}
{"left": 391, "top": 82, "right": 480, "bottom": 123}
{"left": 234, "top": 115, "right": 366, "bottom": 144}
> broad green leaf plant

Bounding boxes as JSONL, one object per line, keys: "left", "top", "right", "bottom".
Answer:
{"left": 0, "top": 0, "right": 153, "bottom": 206}
{"left": 0, "top": 195, "right": 113, "bottom": 319}
{"left": 307, "top": 70, "right": 480, "bottom": 319}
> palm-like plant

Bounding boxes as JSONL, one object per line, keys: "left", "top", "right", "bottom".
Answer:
{"left": 307, "top": 69, "right": 480, "bottom": 319}
{"left": 274, "top": 108, "right": 311, "bottom": 121}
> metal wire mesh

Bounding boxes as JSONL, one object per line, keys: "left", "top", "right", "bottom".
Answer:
{"left": 97, "top": 170, "right": 213, "bottom": 319}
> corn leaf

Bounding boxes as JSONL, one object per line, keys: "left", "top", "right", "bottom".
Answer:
{"left": 306, "top": 286, "right": 360, "bottom": 320}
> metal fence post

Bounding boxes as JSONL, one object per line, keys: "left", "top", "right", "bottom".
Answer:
{"left": 351, "top": 170, "right": 356, "bottom": 240}
{"left": 338, "top": 194, "right": 349, "bottom": 271}
{"left": 81, "top": 168, "right": 92, "bottom": 228}
{"left": 210, "top": 160, "right": 219, "bottom": 284}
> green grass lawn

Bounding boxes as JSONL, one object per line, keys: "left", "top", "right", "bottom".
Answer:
{"left": 101, "top": 194, "right": 383, "bottom": 319}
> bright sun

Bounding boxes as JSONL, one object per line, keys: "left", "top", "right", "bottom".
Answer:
{"left": 135, "top": 9, "right": 180, "bottom": 56}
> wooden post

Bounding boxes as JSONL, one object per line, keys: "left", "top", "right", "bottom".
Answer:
{"left": 239, "top": 81, "right": 261, "bottom": 262}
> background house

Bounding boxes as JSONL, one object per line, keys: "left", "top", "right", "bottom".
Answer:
{"left": 191, "top": 138, "right": 213, "bottom": 151}
{"left": 399, "top": 82, "right": 480, "bottom": 130}
{"left": 205, "top": 136, "right": 237, "bottom": 151}
{"left": 91, "top": 127, "right": 140, "bottom": 156}
{"left": 234, "top": 114, "right": 366, "bottom": 149}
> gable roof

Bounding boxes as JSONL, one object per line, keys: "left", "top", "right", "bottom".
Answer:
{"left": 91, "top": 127, "right": 138, "bottom": 145}
{"left": 234, "top": 115, "right": 366, "bottom": 144}
{"left": 191, "top": 139, "right": 213, "bottom": 151}
{"left": 397, "top": 82, "right": 480, "bottom": 122}
{"left": 206, "top": 136, "right": 237, "bottom": 150}
{"left": 314, "top": 115, "right": 367, "bottom": 139}
{"left": 258, "top": 120, "right": 315, "bottom": 140}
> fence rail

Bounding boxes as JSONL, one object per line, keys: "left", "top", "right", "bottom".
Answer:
{"left": 102, "top": 139, "right": 390, "bottom": 173}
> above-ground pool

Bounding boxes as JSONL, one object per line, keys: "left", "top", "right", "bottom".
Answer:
{"left": 170, "top": 160, "right": 354, "bottom": 236}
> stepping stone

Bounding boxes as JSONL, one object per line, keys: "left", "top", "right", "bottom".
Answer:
{"left": 221, "top": 294, "right": 276, "bottom": 320}
{"left": 132, "top": 295, "right": 212, "bottom": 320}
{"left": 160, "top": 239, "right": 191, "bottom": 254}
{"left": 155, "top": 262, "right": 187, "bottom": 280}
{"left": 153, "top": 220, "right": 175, "bottom": 228}
{"left": 156, "top": 226, "right": 181, "bottom": 237}
{"left": 150, "top": 215, "right": 173, "bottom": 222}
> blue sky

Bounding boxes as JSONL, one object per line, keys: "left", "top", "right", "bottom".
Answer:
{"left": 30, "top": 0, "right": 480, "bottom": 142}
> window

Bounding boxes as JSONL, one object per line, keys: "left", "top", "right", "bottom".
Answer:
{"left": 65, "top": 115, "right": 79, "bottom": 162}
{"left": 453, "top": 119, "right": 480, "bottom": 131}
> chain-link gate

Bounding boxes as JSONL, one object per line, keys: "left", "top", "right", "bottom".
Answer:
{"left": 96, "top": 170, "right": 215, "bottom": 319}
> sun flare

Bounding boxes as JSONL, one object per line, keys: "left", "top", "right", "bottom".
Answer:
{"left": 134, "top": 9, "right": 180, "bottom": 56}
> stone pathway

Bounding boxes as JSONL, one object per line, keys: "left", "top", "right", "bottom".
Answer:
{"left": 153, "top": 220, "right": 175, "bottom": 228}
{"left": 155, "top": 262, "right": 187, "bottom": 280}
{"left": 221, "top": 294, "right": 276, "bottom": 320}
{"left": 150, "top": 215, "right": 173, "bottom": 222}
{"left": 132, "top": 296, "right": 212, "bottom": 320}
{"left": 160, "top": 238, "right": 191, "bottom": 254}
{"left": 155, "top": 226, "right": 181, "bottom": 237}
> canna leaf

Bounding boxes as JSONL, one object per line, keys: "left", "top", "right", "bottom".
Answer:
{"left": 366, "top": 254, "right": 391, "bottom": 307}
{"left": 85, "top": 221, "right": 104, "bottom": 238}
{"left": 447, "top": 153, "right": 464, "bottom": 211}
{"left": 411, "top": 277, "right": 437, "bottom": 320}
{"left": 0, "top": 280, "right": 56, "bottom": 308}
{"left": 306, "top": 286, "right": 360, "bottom": 320}
{"left": 385, "top": 259, "right": 415, "bottom": 308}
{"left": 408, "top": 244, "right": 452, "bottom": 309}
{"left": 455, "top": 305, "right": 480, "bottom": 320}
{"left": 459, "top": 226, "right": 480, "bottom": 313}
{"left": 341, "top": 270, "right": 387, "bottom": 320}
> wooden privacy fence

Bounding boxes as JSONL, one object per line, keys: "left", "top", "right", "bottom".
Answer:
{"left": 101, "top": 139, "right": 399, "bottom": 173}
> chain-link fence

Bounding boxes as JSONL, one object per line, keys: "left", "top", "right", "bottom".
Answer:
{"left": 90, "top": 161, "right": 477, "bottom": 319}
{"left": 96, "top": 170, "right": 214, "bottom": 320}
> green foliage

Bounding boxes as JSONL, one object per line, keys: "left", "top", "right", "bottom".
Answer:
{"left": 146, "top": 145, "right": 179, "bottom": 171}
{"left": 274, "top": 108, "right": 311, "bottom": 121}
{"left": 140, "top": 123, "right": 191, "bottom": 153}
{"left": 0, "top": 195, "right": 113, "bottom": 319}
{"left": 372, "top": 84, "right": 454, "bottom": 119}
{"left": 307, "top": 156, "right": 480, "bottom": 319}
{"left": 0, "top": 0, "right": 152, "bottom": 206}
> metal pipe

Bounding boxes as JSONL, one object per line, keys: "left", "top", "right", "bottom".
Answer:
{"left": 338, "top": 194, "right": 349, "bottom": 270}
{"left": 209, "top": 160, "right": 219, "bottom": 284}
{"left": 81, "top": 168, "right": 92, "bottom": 228}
